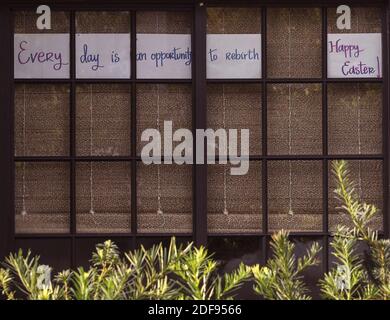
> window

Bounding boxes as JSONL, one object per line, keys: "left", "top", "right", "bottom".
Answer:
{"left": 0, "top": 2, "right": 387, "bottom": 293}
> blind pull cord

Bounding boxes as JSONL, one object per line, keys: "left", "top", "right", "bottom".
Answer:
{"left": 89, "top": 85, "right": 96, "bottom": 218}
{"left": 21, "top": 84, "right": 28, "bottom": 217}
{"left": 223, "top": 84, "right": 229, "bottom": 216}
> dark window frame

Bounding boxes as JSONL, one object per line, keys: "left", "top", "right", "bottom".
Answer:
{"left": 0, "top": 0, "right": 388, "bottom": 276}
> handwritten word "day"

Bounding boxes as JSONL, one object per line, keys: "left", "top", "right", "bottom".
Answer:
{"left": 17, "top": 40, "right": 68, "bottom": 71}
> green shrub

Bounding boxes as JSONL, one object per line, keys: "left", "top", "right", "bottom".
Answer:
{"left": 252, "top": 230, "right": 321, "bottom": 300}
{"left": 1, "top": 160, "right": 390, "bottom": 300}
{"left": 319, "top": 160, "right": 390, "bottom": 300}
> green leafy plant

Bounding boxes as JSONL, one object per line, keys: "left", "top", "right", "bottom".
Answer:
{"left": 1, "top": 160, "right": 390, "bottom": 300}
{"left": 320, "top": 226, "right": 376, "bottom": 300}
{"left": 0, "top": 268, "right": 15, "bottom": 300}
{"left": 252, "top": 230, "right": 321, "bottom": 300}
{"left": 319, "top": 160, "right": 390, "bottom": 300}
{"left": 124, "top": 238, "right": 192, "bottom": 300}
{"left": 170, "top": 245, "right": 251, "bottom": 300}
{"left": 2, "top": 249, "right": 65, "bottom": 300}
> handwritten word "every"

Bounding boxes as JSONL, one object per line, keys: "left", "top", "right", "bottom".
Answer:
{"left": 17, "top": 40, "right": 68, "bottom": 71}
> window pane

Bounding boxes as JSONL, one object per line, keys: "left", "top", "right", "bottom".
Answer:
{"left": 15, "top": 11, "right": 69, "bottom": 33}
{"left": 76, "top": 11, "right": 130, "bottom": 33}
{"left": 328, "top": 83, "right": 382, "bottom": 155}
{"left": 137, "top": 11, "right": 192, "bottom": 79}
{"left": 136, "top": 84, "right": 192, "bottom": 156}
{"left": 14, "top": 12, "right": 70, "bottom": 79}
{"left": 207, "top": 84, "right": 261, "bottom": 156}
{"left": 137, "top": 11, "right": 191, "bottom": 33}
{"left": 208, "top": 162, "right": 262, "bottom": 234}
{"left": 327, "top": 7, "right": 381, "bottom": 33}
{"left": 76, "top": 84, "right": 131, "bottom": 156}
{"left": 76, "top": 162, "right": 131, "bottom": 233}
{"left": 268, "top": 161, "right": 323, "bottom": 232}
{"left": 76, "top": 12, "right": 130, "bottom": 79}
{"left": 328, "top": 160, "right": 383, "bottom": 232}
{"left": 267, "top": 84, "right": 322, "bottom": 155}
{"left": 267, "top": 8, "right": 322, "bottom": 78}
{"left": 15, "top": 162, "right": 70, "bottom": 233}
{"left": 137, "top": 163, "right": 192, "bottom": 233}
{"left": 15, "top": 84, "right": 69, "bottom": 156}
{"left": 207, "top": 8, "right": 261, "bottom": 33}
{"left": 207, "top": 8, "right": 261, "bottom": 79}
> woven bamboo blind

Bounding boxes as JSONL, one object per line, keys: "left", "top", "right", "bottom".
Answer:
{"left": 76, "top": 162, "right": 131, "bottom": 233}
{"left": 268, "top": 161, "right": 323, "bottom": 232}
{"left": 15, "top": 84, "right": 70, "bottom": 157}
{"left": 207, "top": 84, "right": 261, "bottom": 156}
{"left": 15, "top": 11, "right": 69, "bottom": 33}
{"left": 328, "top": 83, "right": 382, "bottom": 155}
{"left": 207, "top": 8, "right": 261, "bottom": 34}
{"left": 267, "top": 84, "right": 322, "bottom": 155}
{"left": 76, "top": 11, "right": 130, "bottom": 33}
{"left": 267, "top": 8, "right": 322, "bottom": 78}
{"left": 136, "top": 84, "right": 192, "bottom": 156}
{"left": 327, "top": 7, "right": 381, "bottom": 33}
{"left": 15, "top": 162, "right": 70, "bottom": 233}
{"left": 76, "top": 84, "right": 131, "bottom": 156}
{"left": 137, "top": 11, "right": 191, "bottom": 34}
{"left": 208, "top": 162, "right": 262, "bottom": 233}
{"left": 137, "top": 163, "right": 192, "bottom": 233}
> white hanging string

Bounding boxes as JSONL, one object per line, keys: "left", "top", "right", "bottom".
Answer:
{"left": 356, "top": 15, "right": 363, "bottom": 200}
{"left": 21, "top": 13, "right": 27, "bottom": 217}
{"left": 357, "top": 84, "right": 363, "bottom": 199}
{"left": 155, "top": 14, "right": 165, "bottom": 226}
{"left": 156, "top": 84, "right": 163, "bottom": 217}
{"left": 21, "top": 84, "right": 27, "bottom": 217}
{"left": 221, "top": 10, "right": 229, "bottom": 216}
{"left": 287, "top": 9, "right": 294, "bottom": 216}
{"left": 89, "top": 85, "right": 95, "bottom": 217}
{"left": 223, "top": 84, "right": 229, "bottom": 216}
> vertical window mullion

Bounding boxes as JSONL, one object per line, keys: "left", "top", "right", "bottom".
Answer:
{"left": 130, "top": 10, "right": 137, "bottom": 248}
{"left": 321, "top": 6, "right": 329, "bottom": 274}
{"left": 261, "top": 6, "right": 268, "bottom": 262}
{"left": 69, "top": 10, "right": 76, "bottom": 268}
{"left": 194, "top": 2, "right": 207, "bottom": 247}
{"left": 0, "top": 5, "right": 13, "bottom": 259}
{"left": 382, "top": 4, "right": 390, "bottom": 238}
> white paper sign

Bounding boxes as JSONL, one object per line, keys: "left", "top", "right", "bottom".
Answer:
{"left": 207, "top": 34, "right": 261, "bottom": 79}
{"left": 14, "top": 34, "right": 70, "bottom": 79}
{"left": 76, "top": 33, "right": 131, "bottom": 78}
{"left": 136, "top": 34, "right": 192, "bottom": 79}
{"left": 328, "top": 33, "right": 382, "bottom": 78}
